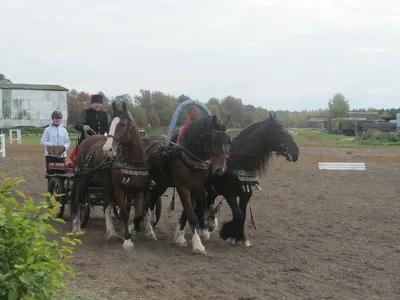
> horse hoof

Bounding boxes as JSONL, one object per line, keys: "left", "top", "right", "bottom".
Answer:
{"left": 123, "top": 239, "right": 134, "bottom": 249}
{"left": 226, "top": 238, "right": 236, "bottom": 244}
{"left": 146, "top": 233, "right": 157, "bottom": 241}
{"left": 192, "top": 248, "right": 207, "bottom": 255}
{"left": 244, "top": 240, "right": 252, "bottom": 247}
{"left": 72, "top": 227, "right": 82, "bottom": 233}
{"left": 175, "top": 241, "right": 187, "bottom": 247}
{"left": 202, "top": 229, "right": 211, "bottom": 240}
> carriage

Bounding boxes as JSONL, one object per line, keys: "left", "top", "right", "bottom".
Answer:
{"left": 45, "top": 129, "right": 148, "bottom": 228}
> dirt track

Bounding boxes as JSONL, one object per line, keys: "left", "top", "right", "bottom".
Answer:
{"left": 1, "top": 146, "right": 400, "bottom": 300}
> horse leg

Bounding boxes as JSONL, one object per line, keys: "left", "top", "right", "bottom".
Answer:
{"left": 175, "top": 201, "right": 206, "bottom": 243}
{"left": 174, "top": 210, "right": 187, "bottom": 246}
{"left": 114, "top": 187, "right": 134, "bottom": 249}
{"left": 132, "top": 191, "right": 151, "bottom": 237}
{"left": 195, "top": 195, "right": 210, "bottom": 240}
{"left": 71, "top": 178, "right": 83, "bottom": 233}
{"left": 219, "top": 193, "right": 245, "bottom": 244}
{"left": 146, "top": 183, "right": 166, "bottom": 228}
{"left": 176, "top": 187, "right": 206, "bottom": 255}
{"left": 147, "top": 190, "right": 161, "bottom": 227}
{"left": 204, "top": 186, "right": 219, "bottom": 236}
{"left": 239, "top": 193, "right": 252, "bottom": 247}
{"left": 104, "top": 187, "right": 121, "bottom": 242}
{"left": 141, "top": 192, "right": 157, "bottom": 240}
{"left": 146, "top": 181, "right": 160, "bottom": 226}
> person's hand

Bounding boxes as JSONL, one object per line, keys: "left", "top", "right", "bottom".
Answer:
{"left": 83, "top": 125, "right": 91, "bottom": 132}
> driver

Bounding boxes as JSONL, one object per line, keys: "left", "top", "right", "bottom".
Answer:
{"left": 40, "top": 110, "right": 70, "bottom": 170}
{"left": 75, "top": 94, "right": 109, "bottom": 144}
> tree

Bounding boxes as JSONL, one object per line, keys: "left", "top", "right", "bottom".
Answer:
{"left": 177, "top": 94, "right": 191, "bottom": 103}
{"left": 0, "top": 73, "right": 12, "bottom": 83}
{"left": 328, "top": 93, "right": 350, "bottom": 119}
{"left": 134, "top": 89, "right": 153, "bottom": 112}
{"left": 115, "top": 94, "right": 133, "bottom": 103}
{"left": 206, "top": 103, "right": 221, "bottom": 119}
{"left": 130, "top": 105, "right": 148, "bottom": 127}
{"left": 148, "top": 109, "right": 160, "bottom": 127}
{"left": 221, "top": 96, "right": 245, "bottom": 127}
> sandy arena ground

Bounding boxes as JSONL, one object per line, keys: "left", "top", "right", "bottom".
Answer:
{"left": 1, "top": 145, "right": 399, "bottom": 300}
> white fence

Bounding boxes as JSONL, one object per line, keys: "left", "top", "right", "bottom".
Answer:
{"left": 9, "top": 129, "right": 21, "bottom": 144}
{"left": 0, "top": 134, "right": 5, "bottom": 158}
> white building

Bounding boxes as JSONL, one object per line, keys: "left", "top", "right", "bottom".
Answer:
{"left": 0, "top": 83, "right": 69, "bottom": 128}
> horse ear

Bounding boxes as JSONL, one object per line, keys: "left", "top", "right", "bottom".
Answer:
{"left": 269, "top": 111, "right": 275, "bottom": 119}
{"left": 211, "top": 115, "right": 217, "bottom": 126}
{"left": 112, "top": 101, "right": 117, "bottom": 115}
{"left": 122, "top": 101, "right": 127, "bottom": 114}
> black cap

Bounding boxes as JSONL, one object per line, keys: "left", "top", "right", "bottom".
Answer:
{"left": 91, "top": 94, "right": 104, "bottom": 103}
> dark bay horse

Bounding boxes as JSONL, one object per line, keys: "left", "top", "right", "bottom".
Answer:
{"left": 71, "top": 101, "right": 152, "bottom": 250}
{"left": 142, "top": 115, "right": 230, "bottom": 255}
{"left": 181, "top": 112, "right": 299, "bottom": 246}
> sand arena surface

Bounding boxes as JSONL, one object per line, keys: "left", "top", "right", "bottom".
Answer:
{"left": 1, "top": 145, "right": 399, "bottom": 300}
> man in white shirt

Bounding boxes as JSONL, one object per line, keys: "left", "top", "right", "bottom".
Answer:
{"left": 40, "top": 110, "right": 71, "bottom": 170}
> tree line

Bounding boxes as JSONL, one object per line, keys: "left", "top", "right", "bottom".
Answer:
{"left": 67, "top": 89, "right": 399, "bottom": 130}
{"left": 1, "top": 73, "right": 398, "bottom": 129}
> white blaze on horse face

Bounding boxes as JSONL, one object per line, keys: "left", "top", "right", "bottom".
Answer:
{"left": 103, "top": 117, "right": 120, "bottom": 157}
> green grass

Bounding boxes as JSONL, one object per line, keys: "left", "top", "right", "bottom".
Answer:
{"left": 7, "top": 128, "right": 400, "bottom": 148}
{"left": 289, "top": 128, "right": 400, "bottom": 147}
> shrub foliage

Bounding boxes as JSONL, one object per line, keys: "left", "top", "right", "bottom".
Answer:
{"left": 0, "top": 173, "right": 82, "bottom": 299}
{"left": 355, "top": 129, "right": 400, "bottom": 145}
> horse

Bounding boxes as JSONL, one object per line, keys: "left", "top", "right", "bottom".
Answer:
{"left": 142, "top": 114, "right": 231, "bottom": 255}
{"left": 178, "top": 112, "right": 300, "bottom": 246}
{"left": 71, "top": 101, "right": 154, "bottom": 250}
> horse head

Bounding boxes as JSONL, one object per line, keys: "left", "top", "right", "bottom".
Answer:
{"left": 264, "top": 112, "right": 299, "bottom": 162}
{"left": 181, "top": 114, "right": 231, "bottom": 176}
{"left": 103, "top": 101, "right": 142, "bottom": 158}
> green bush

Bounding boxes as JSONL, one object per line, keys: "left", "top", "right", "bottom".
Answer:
{"left": 0, "top": 173, "right": 82, "bottom": 300}
{"left": 355, "top": 129, "right": 400, "bottom": 145}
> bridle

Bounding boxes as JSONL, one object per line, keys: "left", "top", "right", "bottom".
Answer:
{"left": 199, "top": 129, "right": 231, "bottom": 157}
{"left": 106, "top": 116, "right": 134, "bottom": 154}
{"left": 276, "top": 142, "right": 289, "bottom": 157}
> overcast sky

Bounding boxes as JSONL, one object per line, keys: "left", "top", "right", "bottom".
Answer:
{"left": 1, "top": 0, "right": 399, "bottom": 111}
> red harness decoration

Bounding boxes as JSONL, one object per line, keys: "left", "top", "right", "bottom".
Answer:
{"left": 66, "top": 147, "right": 77, "bottom": 168}
{"left": 177, "top": 104, "right": 197, "bottom": 142}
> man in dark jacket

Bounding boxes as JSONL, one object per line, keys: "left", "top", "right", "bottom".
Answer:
{"left": 75, "top": 94, "right": 109, "bottom": 144}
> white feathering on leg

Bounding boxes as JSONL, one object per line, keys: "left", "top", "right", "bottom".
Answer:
{"left": 192, "top": 230, "right": 207, "bottom": 255}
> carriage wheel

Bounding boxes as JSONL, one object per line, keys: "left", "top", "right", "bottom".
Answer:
{"left": 112, "top": 196, "right": 132, "bottom": 220}
{"left": 79, "top": 204, "right": 91, "bottom": 228}
{"left": 48, "top": 177, "right": 66, "bottom": 219}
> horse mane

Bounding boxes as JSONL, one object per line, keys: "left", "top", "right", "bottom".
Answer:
{"left": 175, "top": 115, "right": 225, "bottom": 156}
{"left": 230, "top": 117, "right": 285, "bottom": 174}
